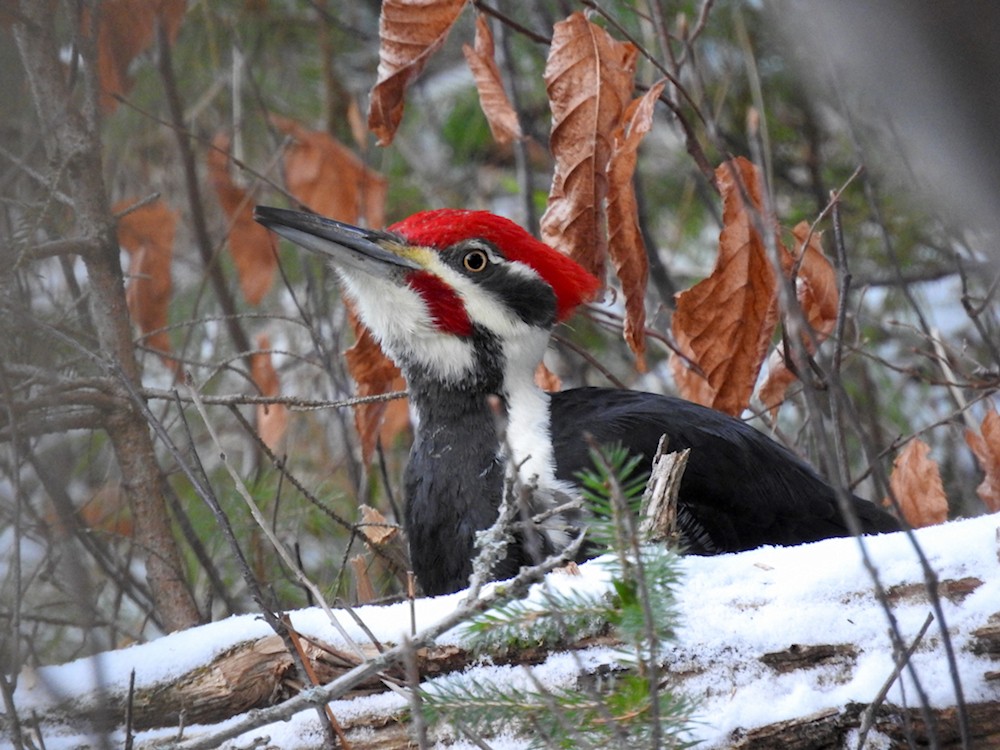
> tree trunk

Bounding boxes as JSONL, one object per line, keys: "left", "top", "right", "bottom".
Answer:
{"left": 11, "top": 0, "right": 200, "bottom": 632}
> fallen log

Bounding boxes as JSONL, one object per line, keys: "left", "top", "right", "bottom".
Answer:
{"left": 6, "top": 515, "right": 999, "bottom": 749}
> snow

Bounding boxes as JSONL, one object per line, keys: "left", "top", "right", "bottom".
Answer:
{"left": 6, "top": 514, "right": 999, "bottom": 749}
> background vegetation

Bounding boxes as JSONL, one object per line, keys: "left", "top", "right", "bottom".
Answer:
{"left": 1, "top": 0, "right": 997, "bottom": 684}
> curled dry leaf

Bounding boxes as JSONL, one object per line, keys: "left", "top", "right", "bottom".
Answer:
{"left": 886, "top": 438, "right": 949, "bottom": 528}
{"left": 87, "top": 0, "right": 187, "bottom": 113}
{"left": 358, "top": 505, "right": 399, "bottom": 547}
{"left": 671, "top": 157, "right": 779, "bottom": 416}
{"left": 462, "top": 13, "right": 522, "bottom": 145}
{"left": 271, "top": 114, "right": 387, "bottom": 228}
{"left": 250, "top": 334, "right": 289, "bottom": 453}
{"left": 965, "top": 408, "right": 1000, "bottom": 512}
{"left": 344, "top": 304, "right": 409, "bottom": 465}
{"left": 115, "top": 198, "right": 177, "bottom": 364}
{"left": 349, "top": 555, "right": 378, "bottom": 604}
{"left": 669, "top": 344, "right": 715, "bottom": 408}
{"left": 756, "top": 347, "right": 798, "bottom": 418}
{"left": 367, "top": 0, "right": 468, "bottom": 146}
{"left": 540, "top": 11, "right": 637, "bottom": 281}
{"left": 607, "top": 80, "right": 666, "bottom": 370}
{"left": 757, "top": 221, "right": 839, "bottom": 415}
{"left": 787, "top": 222, "right": 838, "bottom": 337}
{"left": 207, "top": 132, "right": 276, "bottom": 305}
{"left": 534, "top": 361, "right": 561, "bottom": 392}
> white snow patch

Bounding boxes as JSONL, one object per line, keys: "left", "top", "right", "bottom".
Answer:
{"left": 6, "top": 515, "right": 999, "bottom": 749}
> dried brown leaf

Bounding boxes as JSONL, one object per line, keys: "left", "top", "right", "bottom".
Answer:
{"left": 367, "top": 0, "right": 468, "bottom": 146}
{"left": 344, "top": 304, "right": 409, "bottom": 465}
{"left": 757, "top": 348, "right": 799, "bottom": 417}
{"left": 534, "top": 361, "right": 561, "bottom": 392}
{"left": 607, "top": 80, "right": 665, "bottom": 370}
{"left": 79, "top": 485, "right": 133, "bottom": 539}
{"left": 251, "top": 334, "right": 288, "bottom": 452}
{"left": 788, "top": 222, "right": 838, "bottom": 338}
{"left": 965, "top": 408, "right": 1000, "bottom": 512}
{"left": 359, "top": 505, "right": 399, "bottom": 546}
{"left": 462, "top": 13, "right": 522, "bottom": 145}
{"left": 272, "top": 114, "right": 387, "bottom": 228}
{"left": 757, "top": 222, "right": 839, "bottom": 414}
{"left": 671, "top": 157, "right": 779, "bottom": 415}
{"left": 349, "top": 555, "right": 377, "bottom": 603}
{"left": 0, "top": 1, "right": 31, "bottom": 30}
{"left": 668, "top": 346, "right": 715, "bottom": 408}
{"left": 207, "top": 133, "right": 276, "bottom": 305}
{"left": 88, "top": 0, "right": 187, "bottom": 113}
{"left": 116, "top": 198, "right": 176, "bottom": 364}
{"left": 540, "top": 11, "right": 637, "bottom": 281}
{"left": 886, "top": 439, "right": 949, "bottom": 528}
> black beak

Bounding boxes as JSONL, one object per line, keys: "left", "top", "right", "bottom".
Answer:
{"left": 253, "top": 205, "right": 421, "bottom": 277}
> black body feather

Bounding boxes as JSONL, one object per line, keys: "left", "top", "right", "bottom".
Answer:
{"left": 550, "top": 387, "right": 900, "bottom": 554}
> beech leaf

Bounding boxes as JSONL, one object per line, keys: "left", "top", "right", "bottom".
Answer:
{"left": 88, "top": 0, "right": 187, "bottom": 113}
{"left": 965, "top": 408, "right": 1000, "bottom": 512}
{"left": 462, "top": 13, "right": 522, "bottom": 145}
{"left": 540, "top": 11, "right": 637, "bottom": 281}
{"left": 668, "top": 344, "right": 715, "bottom": 408}
{"left": 756, "top": 348, "right": 799, "bottom": 418}
{"left": 116, "top": 198, "right": 177, "bottom": 364}
{"left": 887, "top": 439, "right": 949, "bottom": 528}
{"left": 271, "top": 115, "right": 386, "bottom": 228}
{"left": 250, "top": 335, "right": 289, "bottom": 453}
{"left": 207, "top": 133, "right": 276, "bottom": 305}
{"left": 607, "top": 80, "right": 666, "bottom": 370}
{"left": 534, "top": 362, "right": 561, "bottom": 392}
{"left": 758, "top": 221, "right": 839, "bottom": 414}
{"left": 788, "top": 222, "right": 839, "bottom": 338}
{"left": 344, "top": 305, "right": 409, "bottom": 465}
{"left": 367, "top": 0, "right": 468, "bottom": 146}
{"left": 671, "top": 156, "right": 779, "bottom": 416}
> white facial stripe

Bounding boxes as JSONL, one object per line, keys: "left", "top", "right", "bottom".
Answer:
{"left": 501, "top": 258, "right": 545, "bottom": 283}
{"left": 337, "top": 268, "right": 475, "bottom": 381}
{"left": 423, "top": 255, "right": 537, "bottom": 340}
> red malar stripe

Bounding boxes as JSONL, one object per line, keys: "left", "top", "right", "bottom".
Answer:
{"left": 405, "top": 271, "right": 473, "bottom": 336}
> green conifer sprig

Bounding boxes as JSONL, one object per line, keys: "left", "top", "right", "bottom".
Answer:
{"left": 420, "top": 442, "right": 696, "bottom": 748}
{"left": 422, "top": 671, "right": 694, "bottom": 749}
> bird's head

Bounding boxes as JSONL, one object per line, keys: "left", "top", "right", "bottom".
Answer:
{"left": 255, "top": 206, "right": 600, "bottom": 390}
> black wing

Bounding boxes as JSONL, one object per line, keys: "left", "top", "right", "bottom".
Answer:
{"left": 549, "top": 387, "right": 899, "bottom": 553}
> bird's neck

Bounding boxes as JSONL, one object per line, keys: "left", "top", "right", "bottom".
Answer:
{"left": 403, "top": 375, "right": 506, "bottom": 595}
{"left": 399, "top": 329, "right": 570, "bottom": 594}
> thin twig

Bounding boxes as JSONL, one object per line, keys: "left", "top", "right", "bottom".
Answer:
{"left": 403, "top": 637, "right": 430, "bottom": 750}
{"left": 856, "top": 612, "right": 935, "bottom": 749}
{"left": 174, "top": 535, "right": 585, "bottom": 750}
{"left": 284, "top": 615, "right": 348, "bottom": 748}
{"left": 141, "top": 386, "right": 407, "bottom": 410}
{"left": 123, "top": 670, "right": 136, "bottom": 750}
{"left": 471, "top": 1, "right": 550, "bottom": 45}
{"left": 155, "top": 22, "right": 252, "bottom": 363}
{"left": 185, "top": 379, "right": 365, "bottom": 659}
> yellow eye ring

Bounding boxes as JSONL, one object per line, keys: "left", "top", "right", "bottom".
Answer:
{"left": 463, "top": 249, "right": 488, "bottom": 272}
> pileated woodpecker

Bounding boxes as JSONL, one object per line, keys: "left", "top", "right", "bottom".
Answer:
{"left": 255, "top": 206, "right": 900, "bottom": 596}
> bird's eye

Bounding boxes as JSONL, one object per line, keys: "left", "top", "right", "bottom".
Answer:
{"left": 463, "top": 249, "right": 489, "bottom": 273}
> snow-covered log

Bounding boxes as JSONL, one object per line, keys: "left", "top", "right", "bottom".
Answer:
{"left": 4, "top": 515, "right": 998, "bottom": 749}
